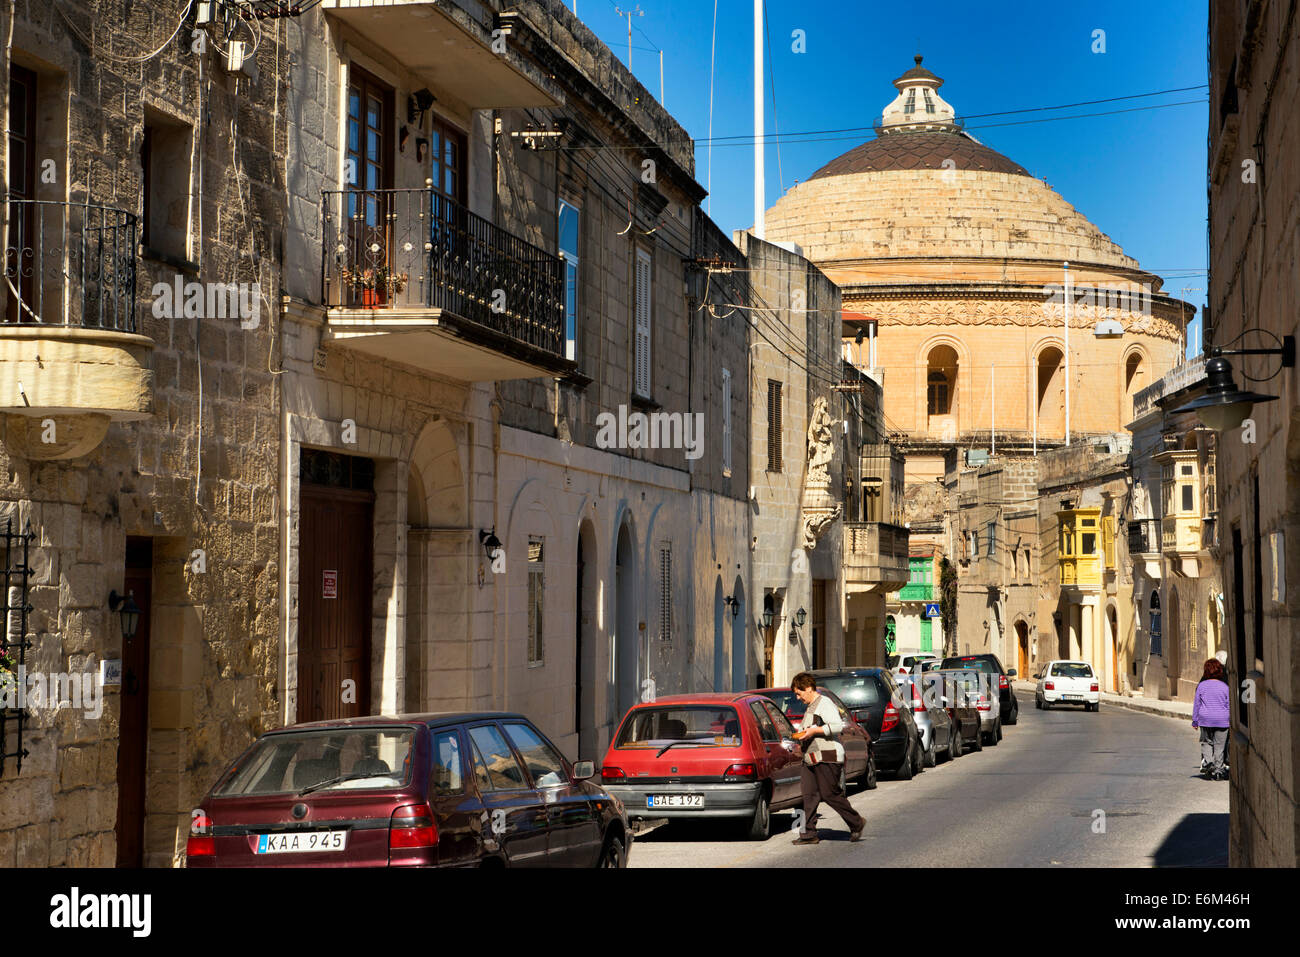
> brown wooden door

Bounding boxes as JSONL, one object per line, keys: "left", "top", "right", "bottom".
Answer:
{"left": 115, "top": 537, "right": 153, "bottom": 867}
{"left": 6, "top": 65, "right": 37, "bottom": 323}
{"left": 299, "top": 485, "right": 374, "bottom": 722}
{"left": 812, "top": 580, "right": 827, "bottom": 669}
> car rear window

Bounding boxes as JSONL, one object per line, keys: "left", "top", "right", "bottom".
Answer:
{"left": 818, "top": 675, "right": 882, "bottom": 708}
{"left": 762, "top": 690, "right": 801, "bottom": 717}
{"left": 615, "top": 706, "right": 743, "bottom": 748}
{"left": 940, "top": 656, "right": 999, "bottom": 675}
{"left": 215, "top": 727, "right": 414, "bottom": 796}
{"left": 1050, "top": 662, "right": 1095, "bottom": 678}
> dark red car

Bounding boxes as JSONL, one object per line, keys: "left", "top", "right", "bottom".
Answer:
{"left": 754, "top": 686, "right": 876, "bottom": 789}
{"left": 599, "top": 693, "right": 805, "bottom": 840}
{"left": 187, "top": 713, "right": 630, "bottom": 867}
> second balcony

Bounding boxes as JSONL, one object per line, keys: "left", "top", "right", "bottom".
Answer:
{"left": 322, "top": 187, "right": 572, "bottom": 381}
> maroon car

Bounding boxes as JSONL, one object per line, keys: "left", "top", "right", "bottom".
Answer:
{"left": 753, "top": 686, "right": 876, "bottom": 789}
{"left": 187, "top": 713, "right": 630, "bottom": 867}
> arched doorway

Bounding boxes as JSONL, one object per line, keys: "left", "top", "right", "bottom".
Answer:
{"left": 1016, "top": 620, "right": 1029, "bottom": 677}
{"left": 576, "top": 520, "right": 598, "bottom": 760}
{"left": 730, "top": 577, "right": 747, "bottom": 692}
{"left": 614, "top": 520, "right": 637, "bottom": 722}
{"left": 926, "top": 344, "right": 958, "bottom": 434}
{"left": 1124, "top": 352, "right": 1146, "bottom": 420}
{"left": 1167, "top": 591, "right": 1181, "bottom": 697}
{"left": 1107, "top": 606, "right": 1120, "bottom": 692}
{"left": 713, "top": 578, "right": 726, "bottom": 691}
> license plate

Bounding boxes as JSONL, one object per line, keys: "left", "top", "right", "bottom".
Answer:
{"left": 1063, "top": 694, "right": 1084, "bottom": 700}
{"left": 646, "top": 794, "right": 703, "bottom": 808}
{"left": 255, "top": 830, "right": 348, "bottom": 854}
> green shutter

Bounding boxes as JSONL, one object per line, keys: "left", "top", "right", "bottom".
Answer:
{"left": 920, "top": 618, "right": 933, "bottom": 653}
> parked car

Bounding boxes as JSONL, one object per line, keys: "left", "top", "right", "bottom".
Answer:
{"left": 186, "top": 713, "right": 630, "bottom": 868}
{"left": 808, "top": 668, "right": 922, "bottom": 780}
{"left": 599, "top": 693, "right": 807, "bottom": 840}
{"left": 939, "top": 653, "right": 1019, "bottom": 725}
{"left": 896, "top": 671, "right": 955, "bottom": 764}
{"left": 1035, "top": 660, "right": 1101, "bottom": 711}
{"left": 890, "top": 652, "right": 938, "bottom": 678}
{"left": 754, "top": 686, "right": 876, "bottom": 788}
{"left": 928, "top": 670, "right": 984, "bottom": 757}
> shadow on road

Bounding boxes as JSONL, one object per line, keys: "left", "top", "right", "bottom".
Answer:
{"left": 1151, "top": 812, "right": 1229, "bottom": 867}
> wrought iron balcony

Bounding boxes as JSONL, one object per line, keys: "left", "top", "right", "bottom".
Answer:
{"left": 322, "top": 187, "right": 571, "bottom": 380}
{"left": 1127, "top": 517, "right": 1160, "bottom": 554}
{"left": 0, "top": 200, "right": 152, "bottom": 458}
{"left": 844, "top": 522, "right": 911, "bottom": 593}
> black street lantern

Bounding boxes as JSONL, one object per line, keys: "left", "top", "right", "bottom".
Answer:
{"left": 761, "top": 596, "right": 775, "bottom": 630}
{"left": 723, "top": 595, "right": 740, "bottom": 618}
{"left": 478, "top": 529, "right": 502, "bottom": 561}
{"left": 108, "top": 590, "right": 141, "bottom": 642}
{"left": 1172, "top": 335, "right": 1294, "bottom": 431}
{"left": 794, "top": 607, "right": 808, "bottom": 628}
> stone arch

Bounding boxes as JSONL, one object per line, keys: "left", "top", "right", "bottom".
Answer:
{"left": 1014, "top": 617, "right": 1030, "bottom": 677}
{"left": 916, "top": 333, "right": 968, "bottom": 439}
{"left": 409, "top": 418, "right": 466, "bottom": 527}
{"left": 575, "top": 517, "right": 600, "bottom": 760}
{"left": 1105, "top": 601, "right": 1121, "bottom": 692}
{"left": 713, "top": 577, "right": 726, "bottom": 692}
{"left": 730, "top": 575, "right": 748, "bottom": 692}
{"left": 1033, "top": 338, "right": 1067, "bottom": 439}
{"left": 612, "top": 508, "right": 639, "bottom": 723}
{"left": 1122, "top": 344, "right": 1149, "bottom": 421}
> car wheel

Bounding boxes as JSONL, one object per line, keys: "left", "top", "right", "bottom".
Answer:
{"left": 746, "top": 789, "right": 771, "bottom": 841}
{"left": 865, "top": 753, "right": 878, "bottom": 789}
{"left": 950, "top": 724, "right": 963, "bottom": 758}
{"left": 1035, "top": 695, "right": 1042, "bottom": 710}
{"left": 912, "top": 736, "right": 925, "bottom": 775}
{"left": 1042, "top": 698, "right": 1052, "bottom": 711}
{"left": 1006, "top": 701, "right": 1018, "bottom": 726}
{"left": 896, "top": 742, "right": 914, "bottom": 780}
{"left": 971, "top": 726, "right": 984, "bottom": 752}
{"left": 598, "top": 834, "right": 625, "bottom": 868}
{"left": 922, "top": 735, "right": 936, "bottom": 768}
{"left": 990, "top": 720, "right": 1001, "bottom": 745}
{"left": 1091, "top": 702, "right": 1100, "bottom": 713}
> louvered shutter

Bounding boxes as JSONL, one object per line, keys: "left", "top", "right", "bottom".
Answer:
{"left": 634, "top": 249, "right": 652, "bottom": 397}
{"left": 721, "top": 369, "right": 732, "bottom": 475}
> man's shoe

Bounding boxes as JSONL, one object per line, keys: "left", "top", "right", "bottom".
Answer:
{"left": 792, "top": 834, "right": 820, "bottom": 846}
{"left": 849, "top": 825, "right": 864, "bottom": 842}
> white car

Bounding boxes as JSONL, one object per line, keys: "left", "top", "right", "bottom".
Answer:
{"left": 1035, "top": 660, "right": 1101, "bottom": 711}
{"left": 894, "top": 653, "right": 938, "bottom": 678}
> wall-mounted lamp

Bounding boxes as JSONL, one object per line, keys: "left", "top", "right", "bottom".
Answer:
{"left": 793, "top": 607, "right": 807, "bottom": 628}
{"left": 760, "top": 595, "right": 775, "bottom": 630}
{"left": 479, "top": 529, "right": 502, "bottom": 562}
{"left": 108, "top": 590, "right": 141, "bottom": 642}
{"left": 723, "top": 595, "right": 740, "bottom": 618}
{"left": 407, "top": 88, "right": 436, "bottom": 125}
{"left": 1171, "top": 336, "right": 1294, "bottom": 431}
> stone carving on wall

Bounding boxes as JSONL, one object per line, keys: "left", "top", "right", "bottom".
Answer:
{"left": 803, "top": 505, "right": 842, "bottom": 550}
{"left": 806, "top": 396, "right": 838, "bottom": 487}
{"left": 845, "top": 296, "right": 1182, "bottom": 342}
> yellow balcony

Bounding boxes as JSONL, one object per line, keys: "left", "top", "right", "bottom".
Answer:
{"left": 0, "top": 200, "right": 152, "bottom": 459}
{"left": 1057, "top": 507, "right": 1102, "bottom": 590}
{"left": 844, "top": 522, "right": 910, "bottom": 593}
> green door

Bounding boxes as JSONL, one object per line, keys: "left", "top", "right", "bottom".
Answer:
{"left": 920, "top": 618, "right": 933, "bottom": 653}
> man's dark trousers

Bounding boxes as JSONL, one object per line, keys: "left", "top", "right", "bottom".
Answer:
{"left": 799, "top": 761, "right": 864, "bottom": 836}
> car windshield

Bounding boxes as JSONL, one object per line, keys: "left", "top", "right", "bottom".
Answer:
{"left": 817, "top": 675, "right": 881, "bottom": 708}
{"left": 615, "top": 706, "right": 743, "bottom": 748}
{"left": 941, "top": 656, "right": 999, "bottom": 675}
{"left": 1051, "top": 662, "right": 1095, "bottom": 678}
{"left": 215, "top": 727, "right": 414, "bottom": 796}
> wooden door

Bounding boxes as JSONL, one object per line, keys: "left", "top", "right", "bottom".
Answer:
{"left": 115, "top": 537, "right": 152, "bottom": 867}
{"left": 1017, "top": 622, "right": 1029, "bottom": 678}
{"left": 299, "top": 484, "right": 374, "bottom": 722}
{"left": 345, "top": 66, "right": 394, "bottom": 307}
{"left": 6, "top": 65, "right": 36, "bottom": 323}
{"left": 812, "top": 580, "right": 827, "bottom": 669}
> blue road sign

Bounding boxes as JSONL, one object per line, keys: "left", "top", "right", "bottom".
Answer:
{"left": 924, "top": 603, "right": 941, "bottom": 619}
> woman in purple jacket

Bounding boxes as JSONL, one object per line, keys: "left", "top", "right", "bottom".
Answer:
{"left": 1192, "top": 659, "right": 1231, "bottom": 780}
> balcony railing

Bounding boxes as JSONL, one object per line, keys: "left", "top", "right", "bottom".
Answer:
{"left": 322, "top": 187, "right": 565, "bottom": 358}
{"left": 3, "top": 199, "right": 137, "bottom": 332}
{"left": 844, "top": 522, "right": 910, "bottom": 591}
{"left": 1127, "top": 517, "right": 1159, "bottom": 554}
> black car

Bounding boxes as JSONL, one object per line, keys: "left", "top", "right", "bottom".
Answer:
{"left": 187, "top": 712, "right": 630, "bottom": 868}
{"left": 939, "top": 654, "right": 1019, "bottom": 725}
{"left": 808, "top": 668, "right": 923, "bottom": 780}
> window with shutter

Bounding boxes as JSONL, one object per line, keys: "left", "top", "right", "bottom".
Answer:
{"left": 527, "top": 539, "right": 544, "bottom": 664}
{"left": 767, "top": 380, "right": 783, "bottom": 472}
{"left": 659, "top": 546, "right": 672, "bottom": 642}
{"left": 1103, "top": 516, "right": 1115, "bottom": 569}
{"left": 721, "top": 369, "right": 732, "bottom": 476}
{"left": 634, "top": 248, "right": 652, "bottom": 397}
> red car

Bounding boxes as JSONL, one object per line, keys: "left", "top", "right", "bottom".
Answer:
{"left": 754, "top": 686, "right": 876, "bottom": 789}
{"left": 187, "top": 713, "right": 630, "bottom": 867}
{"left": 599, "top": 693, "right": 805, "bottom": 840}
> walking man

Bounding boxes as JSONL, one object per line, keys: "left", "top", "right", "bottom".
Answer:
{"left": 790, "top": 672, "right": 865, "bottom": 845}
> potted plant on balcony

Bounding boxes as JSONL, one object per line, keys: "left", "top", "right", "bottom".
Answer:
{"left": 0, "top": 646, "right": 17, "bottom": 708}
{"left": 341, "top": 265, "right": 409, "bottom": 308}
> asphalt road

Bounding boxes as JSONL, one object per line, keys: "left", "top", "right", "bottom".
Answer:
{"left": 627, "top": 695, "right": 1229, "bottom": 868}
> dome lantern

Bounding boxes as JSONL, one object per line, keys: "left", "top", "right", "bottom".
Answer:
{"left": 880, "top": 55, "right": 958, "bottom": 134}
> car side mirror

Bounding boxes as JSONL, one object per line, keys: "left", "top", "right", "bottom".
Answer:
{"left": 572, "top": 760, "right": 595, "bottom": 781}
{"left": 1007, "top": 668, "right": 1017, "bottom": 677}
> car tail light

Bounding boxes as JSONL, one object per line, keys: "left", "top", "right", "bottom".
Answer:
{"left": 976, "top": 695, "right": 991, "bottom": 711}
{"left": 600, "top": 766, "right": 626, "bottom": 783}
{"left": 186, "top": 811, "right": 215, "bottom": 858}
{"left": 881, "top": 704, "right": 899, "bottom": 733}
{"left": 999, "top": 674, "right": 1009, "bottom": 689}
{"left": 1045, "top": 681, "right": 1055, "bottom": 691}
{"left": 910, "top": 683, "right": 926, "bottom": 713}
{"left": 1090, "top": 682, "right": 1099, "bottom": 692}
{"left": 389, "top": 803, "right": 438, "bottom": 849}
{"left": 723, "top": 763, "right": 756, "bottom": 781}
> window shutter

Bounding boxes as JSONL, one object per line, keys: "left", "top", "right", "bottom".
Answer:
{"left": 659, "top": 546, "right": 672, "bottom": 642}
{"left": 721, "top": 369, "right": 733, "bottom": 475}
{"left": 1103, "top": 516, "right": 1116, "bottom": 569}
{"left": 634, "top": 249, "right": 652, "bottom": 397}
{"left": 767, "top": 380, "right": 783, "bottom": 472}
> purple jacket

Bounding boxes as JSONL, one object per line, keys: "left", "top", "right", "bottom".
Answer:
{"left": 1192, "top": 678, "right": 1230, "bottom": 728}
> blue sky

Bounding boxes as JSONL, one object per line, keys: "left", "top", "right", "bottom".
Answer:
{"left": 568, "top": 0, "right": 1208, "bottom": 356}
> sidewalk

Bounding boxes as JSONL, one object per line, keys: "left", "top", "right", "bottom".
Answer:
{"left": 1012, "top": 680, "right": 1192, "bottom": 722}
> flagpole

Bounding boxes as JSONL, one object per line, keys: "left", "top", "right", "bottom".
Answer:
{"left": 753, "top": 0, "right": 765, "bottom": 239}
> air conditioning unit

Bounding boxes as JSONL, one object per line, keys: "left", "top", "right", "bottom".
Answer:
{"left": 196, "top": 0, "right": 228, "bottom": 31}
{"left": 226, "top": 39, "right": 258, "bottom": 83}
{"left": 965, "top": 448, "right": 989, "bottom": 466}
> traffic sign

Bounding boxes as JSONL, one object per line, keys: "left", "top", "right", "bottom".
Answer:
{"left": 924, "top": 603, "right": 941, "bottom": 619}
